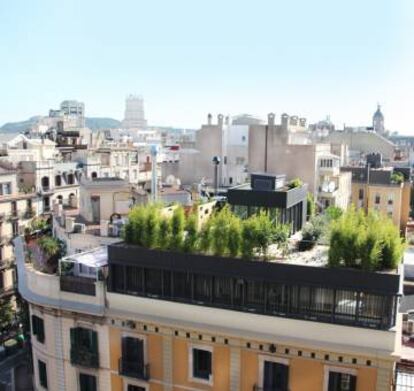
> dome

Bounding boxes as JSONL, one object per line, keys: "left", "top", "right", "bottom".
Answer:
{"left": 373, "top": 104, "right": 384, "bottom": 120}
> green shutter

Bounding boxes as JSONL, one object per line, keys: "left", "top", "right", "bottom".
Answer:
{"left": 91, "top": 330, "right": 98, "bottom": 354}
{"left": 70, "top": 328, "right": 76, "bottom": 347}
{"left": 31, "top": 315, "right": 37, "bottom": 336}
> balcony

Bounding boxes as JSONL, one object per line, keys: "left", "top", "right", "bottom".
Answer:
{"left": 253, "top": 386, "right": 287, "bottom": 391}
{"left": 119, "top": 358, "right": 150, "bottom": 381}
{"left": 70, "top": 346, "right": 99, "bottom": 368}
{"left": 60, "top": 275, "right": 96, "bottom": 296}
{"left": 22, "top": 207, "right": 36, "bottom": 219}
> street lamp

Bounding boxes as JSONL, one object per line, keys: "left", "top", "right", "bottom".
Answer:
{"left": 212, "top": 156, "right": 221, "bottom": 197}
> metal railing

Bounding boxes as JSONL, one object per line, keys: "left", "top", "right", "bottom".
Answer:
{"left": 70, "top": 347, "right": 99, "bottom": 368}
{"left": 60, "top": 275, "right": 96, "bottom": 296}
{"left": 119, "top": 358, "right": 150, "bottom": 381}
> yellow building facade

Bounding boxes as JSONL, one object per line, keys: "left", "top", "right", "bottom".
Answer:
{"left": 17, "top": 240, "right": 401, "bottom": 391}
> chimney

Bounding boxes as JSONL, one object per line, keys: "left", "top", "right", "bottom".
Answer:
{"left": 100, "top": 220, "right": 109, "bottom": 236}
{"left": 225, "top": 116, "right": 230, "bottom": 125}
{"left": 207, "top": 113, "right": 212, "bottom": 125}
{"left": 268, "top": 113, "right": 275, "bottom": 127}
{"left": 217, "top": 114, "right": 224, "bottom": 128}
{"left": 65, "top": 216, "right": 75, "bottom": 233}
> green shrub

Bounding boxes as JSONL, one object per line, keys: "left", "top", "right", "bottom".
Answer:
{"left": 142, "top": 206, "right": 160, "bottom": 248}
{"left": 297, "top": 216, "right": 324, "bottom": 251}
{"left": 287, "top": 178, "right": 303, "bottom": 189}
{"left": 391, "top": 171, "right": 404, "bottom": 184}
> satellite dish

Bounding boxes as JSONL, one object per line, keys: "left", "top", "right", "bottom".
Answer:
{"left": 328, "top": 181, "right": 336, "bottom": 192}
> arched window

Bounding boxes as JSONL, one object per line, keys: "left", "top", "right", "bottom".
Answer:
{"left": 57, "top": 195, "right": 63, "bottom": 205}
{"left": 41, "top": 177, "right": 49, "bottom": 190}
{"left": 91, "top": 172, "right": 98, "bottom": 179}
{"left": 67, "top": 173, "right": 74, "bottom": 185}
{"left": 55, "top": 175, "right": 62, "bottom": 187}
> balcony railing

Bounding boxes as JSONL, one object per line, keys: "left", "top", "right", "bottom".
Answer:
{"left": 119, "top": 358, "right": 150, "bottom": 381}
{"left": 70, "top": 347, "right": 99, "bottom": 368}
{"left": 60, "top": 275, "right": 96, "bottom": 296}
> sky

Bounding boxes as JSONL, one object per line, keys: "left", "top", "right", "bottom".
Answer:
{"left": 0, "top": 0, "right": 413, "bottom": 133}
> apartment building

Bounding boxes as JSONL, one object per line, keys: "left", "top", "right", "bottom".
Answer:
{"left": 0, "top": 166, "right": 38, "bottom": 316}
{"left": 341, "top": 165, "right": 411, "bottom": 232}
{"left": 18, "top": 207, "right": 402, "bottom": 391}
{"left": 249, "top": 114, "right": 351, "bottom": 209}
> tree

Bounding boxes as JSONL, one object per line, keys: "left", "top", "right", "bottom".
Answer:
{"left": 142, "top": 206, "right": 160, "bottom": 248}
{"left": 241, "top": 217, "right": 258, "bottom": 259}
{"left": 169, "top": 206, "right": 185, "bottom": 250}
{"left": 38, "top": 236, "right": 60, "bottom": 258}
{"left": 158, "top": 217, "right": 171, "bottom": 249}
{"left": 252, "top": 212, "right": 274, "bottom": 258}
{"left": 0, "top": 299, "right": 14, "bottom": 333}
{"left": 306, "top": 192, "right": 316, "bottom": 219}
{"left": 227, "top": 217, "right": 242, "bottom": 257}
{"left": 183, "top": 211, "right": 198, "bottom": 253}
{"left": 328, "top": 207, "right": 404, "bottom": 270}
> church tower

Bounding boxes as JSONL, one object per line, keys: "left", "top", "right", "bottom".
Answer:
{"left": 372, "top": 104, "right": 385, "bottom": 134}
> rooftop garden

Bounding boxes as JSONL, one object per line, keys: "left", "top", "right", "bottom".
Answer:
{"left": 122, "top": 203, "right": 404, "bottom": 272}
{"left": 122, "top": 203, "right": 290, "bottom": 259}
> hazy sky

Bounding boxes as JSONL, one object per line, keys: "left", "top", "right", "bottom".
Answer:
{"left": 1, "top": 0, "right": 413, "bottom": 133}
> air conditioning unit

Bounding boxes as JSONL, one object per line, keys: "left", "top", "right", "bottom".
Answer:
{"left": 73, "top": 223, "right": 86, "bottom": 234}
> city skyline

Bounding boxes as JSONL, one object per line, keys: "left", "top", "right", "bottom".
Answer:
{"left": 0, "top": 0, "right": 413, "bottom": 133}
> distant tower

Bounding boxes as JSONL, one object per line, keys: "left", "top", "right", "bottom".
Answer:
{"left": 373, "top": 104, "right": 385, "bottom": 134}
{"left": 60, "top": 100, "right": 85, "bottom": 128}
{"left": 122, "top": 95, "right": 147, "bottom": 129}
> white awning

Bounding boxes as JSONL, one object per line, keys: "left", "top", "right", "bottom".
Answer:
{"left": 62, "top": 247, "right": 108, "bottom": 268}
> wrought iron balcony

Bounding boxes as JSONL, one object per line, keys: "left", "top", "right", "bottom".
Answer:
{"left": 119, "top": 358, "right": 150, "bottom": 381}
{"left": 70, "top": 347, "right": 99, "bottom": 368}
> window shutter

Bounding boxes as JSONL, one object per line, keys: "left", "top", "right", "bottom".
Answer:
{"left": 280, "top": 364, "right": 289, "bottom": 391}
{"left": 38, "top": 319, "right": 45, "bottom": 343}
{"left": 350, "top": 375, "right": 357, "bottom": 391}
{"left": 91, "top": 330, "right": 98, "bottom": 354}
{"left": 70, "top": 328, "right": 76, "bottom": 347}
{"left": 136, "top": 338, "right": 144, "bottom": 365}
{"left": 206, "top": 351, "right": 212, "bottom": 374}
{"left": 31, "top": 315, "right": 37, "bottom": 335}
{"left": 121, "top": 336, "right": 128, "bottom": 358}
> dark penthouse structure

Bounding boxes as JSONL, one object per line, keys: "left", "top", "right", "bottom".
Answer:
{"left": 227, "top": 173, "right": 307, "bottom": 233}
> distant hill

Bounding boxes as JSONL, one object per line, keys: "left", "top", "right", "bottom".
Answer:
{"left": 0, "top": 116, "right": 42, "bottom": 133}
{"left": 0, "top": 116, "right": 121, "bottom": 132}
{"left": 85, "top": 117, "right": 121, "bottom": 130}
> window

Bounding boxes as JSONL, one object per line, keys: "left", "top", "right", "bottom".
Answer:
{"left": 127, "top": 386, "right": 145, "bottom": 391}
{"left": 55, "top": 175, "right": 62, "bottom": 187}
{"left": 328, "top": 371, "right": 356, "bottom": 391}
{"left": 79, "top": 373, "right": 97, "bottom": 391}
{"left": 262, "top": 360, "right": 289, "bottom": 391}
{"left": 32, "top": 315, "right": 45, "bottom": 343}
{"left": 38, "top": 360, "right": 48, "bottom": 389}
{"left": 358, "top": 188, "right": 364, "bottom": 200}
{"left": 70, "top": 327, "right": 99, "bottom": 367}
{"left": 388, "top": 194, "right": 394, "bottom": 205}
{"left": 192, "top": 347, "right": 212, "bottom": 381}
{"left": 0, "top": 182, "right": 12, "bottom": 195}
{"left": 67, "top": 173, "right": 74, "bottom": 185}
{"left": 375, "top": 194, "right": 380, "bottom": 204}
{"left": 121, "top": 336, "right": 146, "bottom": 378}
